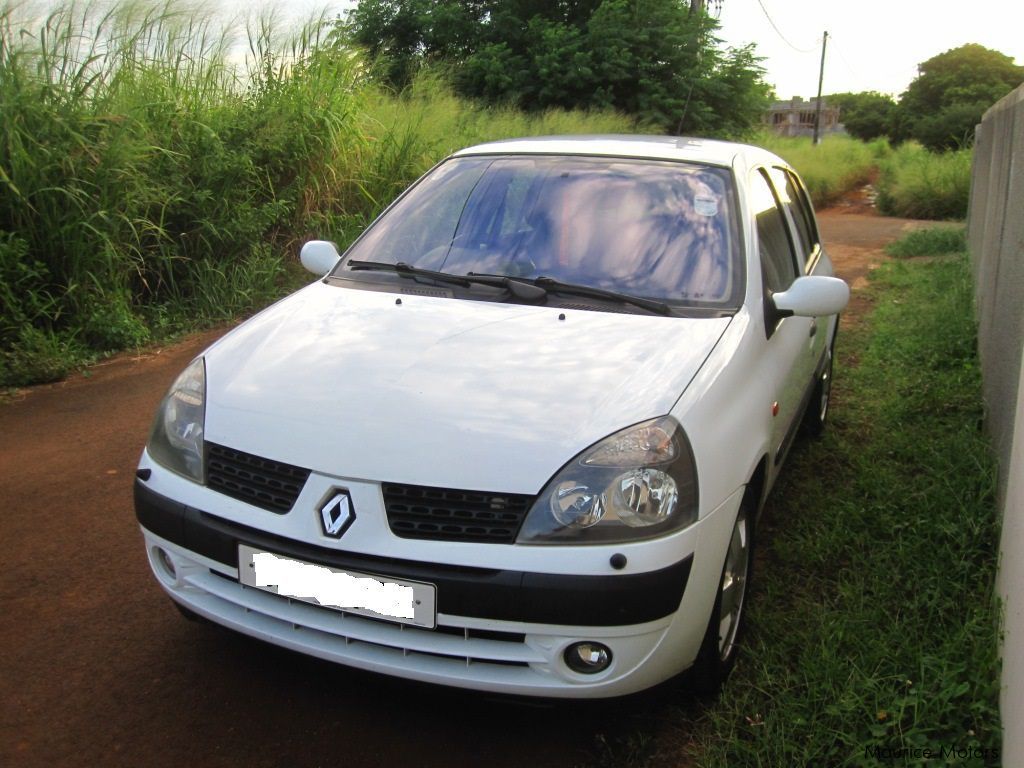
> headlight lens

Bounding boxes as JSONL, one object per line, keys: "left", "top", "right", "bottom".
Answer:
{"left": 147, "top": 357, "right": 206, "bottom": 482}
{"left": 517, "top": 416, "right": 698, "bottom": 544}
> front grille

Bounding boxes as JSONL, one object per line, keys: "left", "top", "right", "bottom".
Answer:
{"left": 206, "top": 442, "right": 310, "bottom": 513}
{"left": 383, "top": 483, "right": 535, "bottom": 544}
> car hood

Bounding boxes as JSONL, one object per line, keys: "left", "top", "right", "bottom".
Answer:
{"left": 203, "top": 282, "right": 731, "bottom": 494}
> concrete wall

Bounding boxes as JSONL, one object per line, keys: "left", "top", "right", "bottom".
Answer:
{"left": 967, "top": 84, "right": 1024, "bottom": 764}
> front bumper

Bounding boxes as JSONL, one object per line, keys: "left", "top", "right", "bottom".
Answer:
{"left": 136, "top": 477, "right": 743, "bottom": 698}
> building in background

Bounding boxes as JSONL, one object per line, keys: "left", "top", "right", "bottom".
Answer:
{"left": 766, "top": 97, "right": 843, "bottom": 138}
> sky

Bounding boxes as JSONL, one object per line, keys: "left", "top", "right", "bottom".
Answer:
{"left": 224, "top": 0, "right": 1024, "bottom": 100}
{"left": 712, "top": 0, "right": 1024, "bottom": 99}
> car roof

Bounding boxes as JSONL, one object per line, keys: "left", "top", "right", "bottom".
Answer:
{"left": 451, "top": 134, "right": 787, "bottom": 170}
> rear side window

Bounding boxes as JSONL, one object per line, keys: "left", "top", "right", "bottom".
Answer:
{"left": 769, "top": 167, "right": 818, "bottom": 266}
{"left": 751, "top": 169, "right": 797, "bottom": 293}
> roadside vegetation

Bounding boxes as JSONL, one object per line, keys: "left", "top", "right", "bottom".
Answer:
{"left": 877, "top": 143, "right": 973, "bottom": 220}
{"left": 830, "top": 44, "right": 1022, "bottom": 151}
{"left": 757, "top": 133, "right": 884, "bottom": 208}
{"left": 657, "top": 229, "right": 999, "bottom": 766}
{"left": 824, "top": 41, "right": 1020, "bottom": 221}
{"left": 755, "top": 132, "right": 972, "bottom": 221}
{"left": 885, "top": 224, "right": 967, "bottom": 258}
{"left": 0, "top": 2, "right": 633, "bottom": 387}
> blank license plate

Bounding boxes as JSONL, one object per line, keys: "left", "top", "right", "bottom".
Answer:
{"left": 238, "top": 544, "right": 437, "bottom": 628}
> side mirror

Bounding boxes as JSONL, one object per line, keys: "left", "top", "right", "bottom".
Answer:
{"left": 300, "top": 240, "right": 341, "bottom": 277}
{"left": 773, "top": 275, "right": 849, "bottom": 317}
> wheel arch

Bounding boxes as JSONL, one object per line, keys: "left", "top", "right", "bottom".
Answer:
{"left": 745, "top": 454, "right": 769, "bottom": 523}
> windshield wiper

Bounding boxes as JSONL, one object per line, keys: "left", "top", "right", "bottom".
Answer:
{"left": 531, "top": 276, "right": 671, "bottom": 316}
{"left": 348, "top": 261, "right": 548, "bottom": 301}
{"left": 474, "top": 271, "right": 670, "bottom": 314}
{"left": 463, "top": 272, "right": 548, "bottom": 301}
{"left": 346, "top": 260, "right": 472, "bottom": 288}
{"left": 347, "top": 261, "right": 668, "bottom": 314}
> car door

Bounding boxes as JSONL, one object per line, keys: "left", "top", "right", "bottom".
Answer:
{"left": 749, "top": 168, "right": 816, "bottom": 467}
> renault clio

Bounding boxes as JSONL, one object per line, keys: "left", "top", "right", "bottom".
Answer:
{"left": 135, "top": 136, "right": 849, "bottom": 698}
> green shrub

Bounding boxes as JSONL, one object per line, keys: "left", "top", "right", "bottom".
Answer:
{"left": 0, "top": 326, "right": 74, "bottom": 386}
{"left": 876, "top": 142, "right": 972, "bottom": 220}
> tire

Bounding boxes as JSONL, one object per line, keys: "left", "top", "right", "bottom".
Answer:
{"left": 802, "top": 323, "right": 838, "bottom": 436}
{"left": 690, "top": 496, "right": 754, "bottom": 696}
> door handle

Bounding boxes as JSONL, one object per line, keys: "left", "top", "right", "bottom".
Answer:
{"left": 809, "top": 321, "right": 818, "bottom": 338}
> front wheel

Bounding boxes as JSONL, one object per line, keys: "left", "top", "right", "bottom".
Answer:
{"left": 690, "top": 499, "right": 754, "bottom": 695}
{"left": 802, "top": 337, "right": 835, "bottom": 437}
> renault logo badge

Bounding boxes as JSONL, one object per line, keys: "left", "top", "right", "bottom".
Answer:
{"left": 320, "top": 491, "right": 355, "bottom": 538}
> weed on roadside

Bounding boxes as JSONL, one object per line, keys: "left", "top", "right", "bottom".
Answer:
{"left": 885, "top": 226, "right": 967, "bottom": 258}
{"left": 877, "top": 143, "right": 972, "bottom": 221}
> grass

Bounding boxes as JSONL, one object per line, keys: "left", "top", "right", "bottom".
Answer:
{"left": 877, "top": 142, "right": 972, "bottom": 220}
{"left": 752, "top": 133, "right": 972, "bottom": 225}
{"left": 755, "top": 132, "right": 887, "bottom": 208}
{"left": 885, "top": 225, "right": 967, "bottom": 258}
{"left": 643, "top": 236, "right": 1000, "bottom": 766}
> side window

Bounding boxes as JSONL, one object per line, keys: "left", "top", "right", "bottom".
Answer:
{"left": 751, "top": 169, "right": 798, "bottom": 294}
{"left": 787, "top": 170, "right": 821, "bottom": 260}
{"left": 768, "top": 166, "right": 817, "bottom": 267}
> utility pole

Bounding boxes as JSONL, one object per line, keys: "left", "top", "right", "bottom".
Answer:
{"left": 812, "top": 30, "right": 828, "bottom": 145}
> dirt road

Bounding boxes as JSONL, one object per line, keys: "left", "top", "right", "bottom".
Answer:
{"left": 0, "top": 211, "right": 929, "bottom": 768}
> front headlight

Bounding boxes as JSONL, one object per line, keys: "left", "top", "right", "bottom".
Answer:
{"left": 517, "top": 416, "right": 698, "bottom": 544}
{"left": 147, "top": 357, "right": 206, "bottom": 483}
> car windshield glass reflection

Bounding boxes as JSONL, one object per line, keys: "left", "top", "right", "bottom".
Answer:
{"left": 343, "top": 156, "right": 740, "bottom": 307}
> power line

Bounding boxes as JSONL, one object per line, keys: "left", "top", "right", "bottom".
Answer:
{"left": 828, "top": 34, "right": 860, "bottom": 81}
{"left": 753, "top": 0, "right": 819, "bottom": 54}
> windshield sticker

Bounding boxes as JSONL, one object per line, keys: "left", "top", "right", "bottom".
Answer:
{"left": 694, "top": 195, "right": 719, "bottom": 217}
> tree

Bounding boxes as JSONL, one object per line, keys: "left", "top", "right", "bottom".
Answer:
{"left": 827, "top": 91, "right": 896, "bottom": 142}
{"left": 348, "top": 0, "right": 488, "bottom": 86}
{"left": 897, "top": 44, "right": 1024, "bottom": 150}
{"left": 346, "top": 0, "right": 772, "bottom": 135}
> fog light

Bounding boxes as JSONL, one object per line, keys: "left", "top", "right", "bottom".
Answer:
{"left": 564, "top": 642, "right": 612, "bottom": 674}
{"left": 155, "top": 547, "right": 177, "bottom": 581}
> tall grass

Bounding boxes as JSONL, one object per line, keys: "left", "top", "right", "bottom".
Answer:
{"left": 876, "top": 142, "right": 972, "bottom": 220}
{"left": 0, "top": 1, "right": 634, "bottom": 386}
{"left": 755, "top": 132, "right": 887, "bottom": 208}
{"left": 755, "top": 132, "right": 972, "bottom": 222}
{"left": 0, "top": 0, "right": 363, "bottom": 377}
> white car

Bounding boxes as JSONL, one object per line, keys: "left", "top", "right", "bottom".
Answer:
{"left": 135, "top": 136, "right": 848, "bottom": 699}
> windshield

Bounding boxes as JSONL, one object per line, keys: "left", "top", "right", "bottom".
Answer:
{"left": 341, "top": 155, "right": 741, "bottom": 307}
